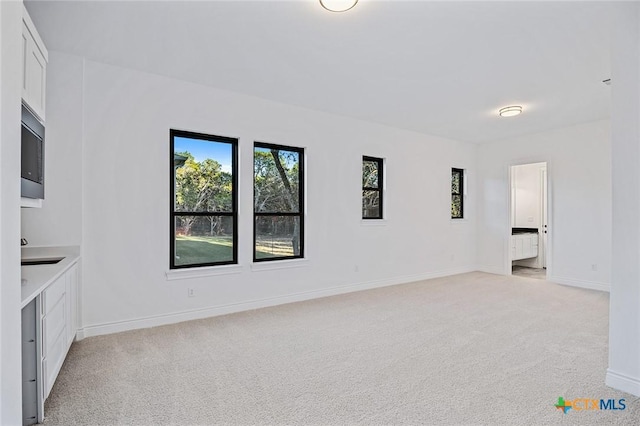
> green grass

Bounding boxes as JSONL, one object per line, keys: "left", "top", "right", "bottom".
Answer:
{"left": 175, "top": 235, "right": 298, "bottom": 264}
{"left": 175, "top": 235, "right": 233, "bottom": 265}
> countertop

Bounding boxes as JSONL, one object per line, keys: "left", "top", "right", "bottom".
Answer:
{"left": 21, "top": 246, "right": 80, "bottom": 308}
{"left": 512, "top": 227, "right": 539, "bottom": 235}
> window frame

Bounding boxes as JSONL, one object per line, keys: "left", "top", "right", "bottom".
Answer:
{"left": 362, "top": 156, "right": 384, "bottom": 220}
{"left": 253, "top": 141, "right": 305, "bottom": 263}
{"left": 169, "top": 129, "right": 238, "bottom": 269}
{"left": 451, "top": 167, "right": 465, "bottom": 219}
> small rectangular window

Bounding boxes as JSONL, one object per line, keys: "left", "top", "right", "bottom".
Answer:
{"left": 363, "top": 156, "right": 383, "bottom": 219}
{"left": 170, "top": 130, "right": 238, "bottom": 269}
{"left": 451, "top": 168, "right": 464, "bottom": 219}
{"left": 254, "top": 142, "right": 304, "bottom": 261}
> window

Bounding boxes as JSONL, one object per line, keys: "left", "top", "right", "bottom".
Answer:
{"left": 362, "top": 156, "right": 383, "bottom": 219}
{"left": 170, "top": 130, "right": 237, "bottom": 269}
{"left": 451, "top": 168, "right": 464, "bottom": 219}
{"left": 254, "top": 142, "right": 304, "bottom": 261}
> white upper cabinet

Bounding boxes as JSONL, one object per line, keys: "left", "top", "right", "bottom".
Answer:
{"left": 22, "top": 7, "right": 48, "bottom": 122}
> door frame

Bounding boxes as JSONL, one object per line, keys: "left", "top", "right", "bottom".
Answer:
{"left": 506, "top": 161, "right": 552, "bottom": 279}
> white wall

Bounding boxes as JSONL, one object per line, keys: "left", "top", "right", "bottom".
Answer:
{"left": 607, "top": 1, "right": 640, "bottom": 397}
{"left": 37, "top": 57, "right": 476, "bottom": 336}
{"left": 21, "top": 51, "right": 83, "bottom": 247}
{"left": 0, "top": 1, "right": 26, "bottom": 424}
{"left": 477, "top": 119, "right": 611, "bottom": 291}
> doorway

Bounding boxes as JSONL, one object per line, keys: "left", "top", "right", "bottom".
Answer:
{"left": 509, "top": 162, "right": 548, "bottom": 280}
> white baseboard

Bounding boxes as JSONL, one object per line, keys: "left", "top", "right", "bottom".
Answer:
{"left": 77, "top": 266, "right": 476, "bottom": 339}
{"left": 549, "top": 275, "right": 610, "bottom": 292}
{"left": 606, "top": 369, "right": 640, "bottom": 396}
{"left": 477, "top": 265, "right": 506, "bottom": 275}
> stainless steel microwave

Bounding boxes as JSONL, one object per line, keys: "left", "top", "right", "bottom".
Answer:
{"left": 21, "top": 104, "right": 45, "bottom": 199}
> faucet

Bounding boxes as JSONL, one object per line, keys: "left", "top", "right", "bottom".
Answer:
{"left": 20, "top": 238, "right": 28, "bottom": 246}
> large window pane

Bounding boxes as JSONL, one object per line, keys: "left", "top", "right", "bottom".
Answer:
{"left": 174, "top": 216, "right": 234, "bottom": 266}
{"left": 255, "top": 216, "right": 301, "bottom": 259}
{"left": 451, "top": 168, "right": 464, "bottom": 219}
{"left": 254, "top": 147, "right": 300, "bottom": 213}
{"left": 362, "top": 156, "right": 383, "bottom": 219}
{"left": 174, "top": 137, "right": 233, "bottom": 213}
{"left": 254, "top": 142, "right": 304, "bottom": 262}
{"left": 171, "top": 130, "right": 237, "bottom": 269}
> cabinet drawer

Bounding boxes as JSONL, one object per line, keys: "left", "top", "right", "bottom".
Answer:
{"left": 43, "top": 298, "right": 65, "bottom": 357}
{"left": 43, "top": 275, "right": 65, "bottom": 314}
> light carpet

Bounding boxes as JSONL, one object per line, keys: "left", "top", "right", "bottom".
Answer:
{"left": 42, "top": 272, "right": 639, "bottom": 425}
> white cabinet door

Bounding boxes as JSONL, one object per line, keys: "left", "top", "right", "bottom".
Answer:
{"left": 43, "top": 295, "right": 65, "bottom": 354}
{"left": 41, "top": 262, "right": 79, "bottom": 400}
{"left": 513, "top": 236, "right": 524, "bottom": 260}
{"left": 41, "top": 274, "right": 66, "bottom": 400}
{"left": 512, "top": 234, "right": 539, "bottom": 261}
{"left": 22, "top": 8, "right": 47, "bottom": 121}
{"left": 42, "top": 299, "right": 66, "bottom": 399}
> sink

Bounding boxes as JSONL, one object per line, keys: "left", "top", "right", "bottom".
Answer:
{"left": 21, "top": 257, "right": 65, "bottom": 266}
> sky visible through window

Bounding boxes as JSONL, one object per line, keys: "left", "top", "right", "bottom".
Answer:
{"left": 255, "top": 147, "right": 298, "bottom": 167}
{"left": 174, "top": 136, "right": 232, "bottom": 173}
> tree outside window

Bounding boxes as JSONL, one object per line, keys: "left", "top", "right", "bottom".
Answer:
{"left": 363, "top": 156, "right": 383, "bottom": 219}
{"left": 451, "top": 168, "right": 464, "bottom": 219}
{"left": 254, "top": 142, "right": 304, "bottom": 261}
{"left": 170, "top": 130, "right": 237, "bottom": 268}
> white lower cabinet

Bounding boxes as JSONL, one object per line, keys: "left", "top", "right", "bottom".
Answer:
{"left": 21, "top": 249, "right": 80, "bottom": 424}
{"left": 43, "top": 320, "right": 66, "bottom": 398}
{"left": 40, "top": 262, "right": 78, "bottom": 401}
{"left": 511, "top": 233, "right": 539, "bottom": 261}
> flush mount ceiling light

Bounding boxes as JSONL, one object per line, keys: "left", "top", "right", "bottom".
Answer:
{"left": 320, "top": 0, "right": 358, "bottom": 12}
{"left": 498, "top": 105, "right": 523, "bottom": 118}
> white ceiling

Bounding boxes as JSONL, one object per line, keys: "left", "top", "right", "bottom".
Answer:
{"left": 25, "top": 0, "right": 615, "bottom": 144}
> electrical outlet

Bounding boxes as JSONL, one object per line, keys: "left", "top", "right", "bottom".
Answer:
{"left": 591, "top": 264, "right": 598, "bottom": 272}
{"left": 188, "top": 288, "right": 195, "bottom": 297}
{"left": 354, "top": 265, "right": 359, "bottom": 272}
